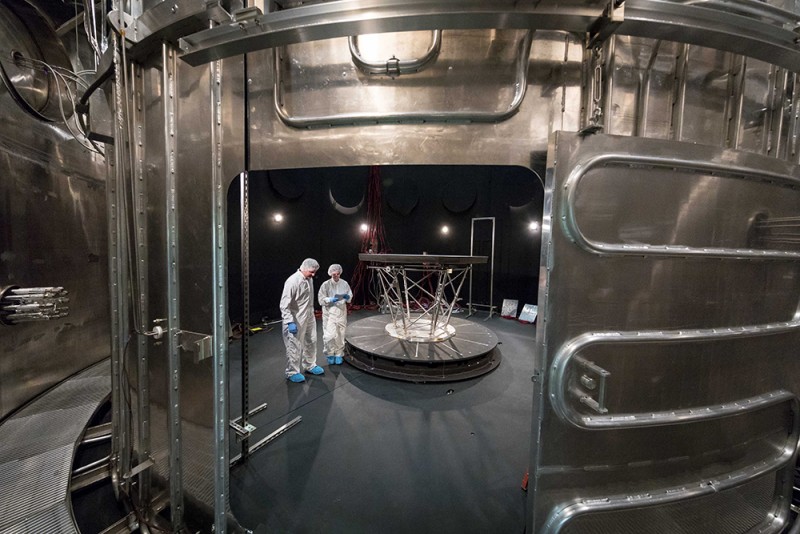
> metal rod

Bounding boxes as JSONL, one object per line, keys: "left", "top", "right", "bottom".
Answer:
{"left": 131, "top": 59, "right": 152, "bottom": 513}
{"left": 230, "top": 417, "right": 302, "bottom": 464}
{"left": 73, "top": 454, "right": 112, "bottom": 476}
{"left": 210, "top": 46, "right": 230, "bottom": 534}
{"left": 230, "top": 402, "right": 268, "bottom": 426}
{"left": 240, "top": 170, "right": 251, "bottom": 459}
{"left": 162, "top": 42, "right": 184, "bottom": 530}
{"left": 468, "top": 217, "right": 496, "bottom": 318}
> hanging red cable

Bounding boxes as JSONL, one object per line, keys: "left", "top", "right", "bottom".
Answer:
{"left": 350, "top": 165, "right": 390, "bottom": 307}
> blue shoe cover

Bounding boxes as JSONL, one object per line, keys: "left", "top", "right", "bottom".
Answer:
{"left": 307, "top": 365, "right": 324, "bottom": 375}
{"left": 334, "top": 356, "right": 343, "bottom": 365}
{"left": 288, "top": 373, "right": 305, "bottom": 383}
{"left": 326, "top": 356, "right": 335, "bottom": 365}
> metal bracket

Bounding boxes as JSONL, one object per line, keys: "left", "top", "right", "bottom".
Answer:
{"left": 177, "top": 330, "right": 212, "bottom": 362}
{"left": 587, "top": 0, "right": 625, "bottom": 49}
{"left": 230, "top": 420, "right": 256, "bottom": 440}
{"left": 123, "top": 458, "right": 154, "bottom": 480}
{"left": 228, "top": 402, "right": 268, "bottom": 441}
{"left": 386, "top": 56, "right": 401, "bottom": 77}
{"left": 570, "top": 355, "right": 610, "bottom": 414}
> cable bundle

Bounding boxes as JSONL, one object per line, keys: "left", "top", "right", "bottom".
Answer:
{"left": 349, "top": 166, "right": 390, "bottom": 308}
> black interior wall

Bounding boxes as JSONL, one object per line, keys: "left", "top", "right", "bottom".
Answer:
{"left": 227, "top": 165, "right": 543, "bottom": 325}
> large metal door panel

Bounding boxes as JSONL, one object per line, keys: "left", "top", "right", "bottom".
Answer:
{"left": 530, "top": 132, "right": 800, "bottom": 533}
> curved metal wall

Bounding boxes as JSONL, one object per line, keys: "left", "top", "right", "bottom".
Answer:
{"left": 0, "top": 1, "right": 110, "bottom": 421}
{"left": 81, "top": 0, "right": 800, "bottom": 532}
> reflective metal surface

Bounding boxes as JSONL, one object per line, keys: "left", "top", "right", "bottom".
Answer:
{"left": 530, "top": 132, "right": 800, "bottom": 533}
{"left": 345, "top": 314, "right": 501, "bottom": 382}
{"left": 8, "top": 0, "right": 800, "bottom": 532}
{"left": 0, "top": 0, "right": 109, "bottom": 421}
{"left": 178, "top": 0, "right": 608, "bottom": 66}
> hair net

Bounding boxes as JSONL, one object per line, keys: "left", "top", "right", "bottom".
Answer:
{"left": 300, "top": 258, "right": 319, "bottom": 271}
{"left": 328, "top": 263, "right": 343, "bottom": 276}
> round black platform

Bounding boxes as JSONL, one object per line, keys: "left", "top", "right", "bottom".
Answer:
{"left": 345, "top": 315, "right": 501, "bottom": 382}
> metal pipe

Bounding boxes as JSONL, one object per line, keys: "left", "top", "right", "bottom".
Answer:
{"left": 467, "top": 217, "right": 496, "bottom": 317}
{"left": 73, "top": 454, "right": 112, "bottom": 476}
{"left": 273, "top": 30, "right": 533, "bottom": 128}
{"left": 348, "top": 30, "right": 442, "bottom": 76}
{"left": 561, "top": 152, "right": 800, "bottom": 259}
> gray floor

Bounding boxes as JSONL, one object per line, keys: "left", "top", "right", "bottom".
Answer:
{"left": 228, "top": 309, "right": 537, "bottom": 534}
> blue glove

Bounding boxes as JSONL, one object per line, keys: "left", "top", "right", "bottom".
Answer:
{"left": 287, "top": 322, "right": 298, "bottom": 335}
{"left": 330, "top": 296, "right": 340, "bottom": 303}
{"left": 343, "top": 294, "right": 351, "bottom": 302}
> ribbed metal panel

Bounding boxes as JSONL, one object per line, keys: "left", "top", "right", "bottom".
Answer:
{"left": 0, "top": 445, "right": 72, "bottom": 528}
{"left": 182, "top": 420, "right": 215, "bottom": 507}
{"left": 0, "top": 360, "right": 110, "bottom": 533}
{"left": 0, "top": 406, "right": 97, "bottom": 462}
{"left": 0, "top": 502, "right": 77, "bottom": 534}
{"left": 16, "top": 375, "right": 109, "bottom": 417}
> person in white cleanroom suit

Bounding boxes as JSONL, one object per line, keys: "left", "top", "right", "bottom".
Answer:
{"left": 317, "top": 263, "right": 352, "bottom": 365}
{"left": 280, "top": 258, "right": 325, "bottom": 383}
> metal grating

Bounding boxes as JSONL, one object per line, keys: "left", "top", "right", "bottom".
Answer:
{"left": 15, "top": 375, "right": 110, "bottom": 417}
{"left": 0, "top": 406, "right": 99, "bottom": 462}
{"left": 561, "top": 473, "right": 777, "bottom": 534}
{"left": 0, "top": 502, "right": 76, "bottom": 534}
{"left": 0, "top": 360, "right": 110, "bottom": 534}
{"left": 181, "top": 419, "right": 215, "bottom": 507}
{"left": 0, "top": 445, "right": 73, "bottom": 528}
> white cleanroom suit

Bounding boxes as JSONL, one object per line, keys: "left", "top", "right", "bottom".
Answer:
{"left": 280, "top": 269, "right": 319, "bottom": 378}
{"left": 318, "top": 275, "right": 352, "bottom": 361}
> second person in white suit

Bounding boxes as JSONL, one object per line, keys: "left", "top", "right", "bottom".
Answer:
{"left": 318, "top": 263, "right": 352, "bottom": 365}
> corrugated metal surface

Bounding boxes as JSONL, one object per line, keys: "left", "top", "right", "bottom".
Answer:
{"left": 0, "top": 360, "right": 110, "bottom": 533}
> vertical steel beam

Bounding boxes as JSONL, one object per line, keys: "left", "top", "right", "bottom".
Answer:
{"left": 724, "top": 55, "right": 746, "bottom": 150}
{"left": 239, "top": 172, "right": 250, "bottom": 459}
{"left": 635, "top": 41, "right": 662, "bottom": 138}
{"left": 210, "top": 55, "right": 230, "bottom": 534}
{"left": 671, "top": 43, "right": 689, "bottom": 142}
{"left": 764, "top": 65, "right": 788, "bottom": 158}
{"left": 467, "top": 217, "right": 496, "bottom": 317}
{"left": 131, "top": 61, "right": 152, "bottom": 512}
{"left": 109, "top": 30, "right": 129, "bottom": 496}
{"left": 789, "top": 73, "right": 800, "bottom": 164}
{"left": 579, "top": 41, "right": 592, "bottom": 130}
{"left": 558, "top": 34, "right": 569, "bottom": 132}
{"left": 162, "top": 42, "right": 184, "bottom": 531}
{"left": 602, "top": 36, "right": 615, "bottom": 135}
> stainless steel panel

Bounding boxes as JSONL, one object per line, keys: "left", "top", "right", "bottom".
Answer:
{"left": 273, "top": 29, "right": 533, "bottom": 127}
{"left": 177, "top": 0, "right": 800, "bottom": 73}
{"left": 558, "top": 472, "right": 782, "bottom": 534}
{"left": 178, "top": 0, "right": 608, "bottom": 66}
{"left": 0, "top": 125, "right": 109, "bottom": 420}
{"left": 529, "top": 132, "right": 800, "bottom": 533}
{"left": 117, "top": 3, "right": 800, "bottom": 533}
{"left": 128, "top": 40, "right": 244, "bottom": 530}
{"left": 248, "top": 30, "right": 584, "bottom": 170}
